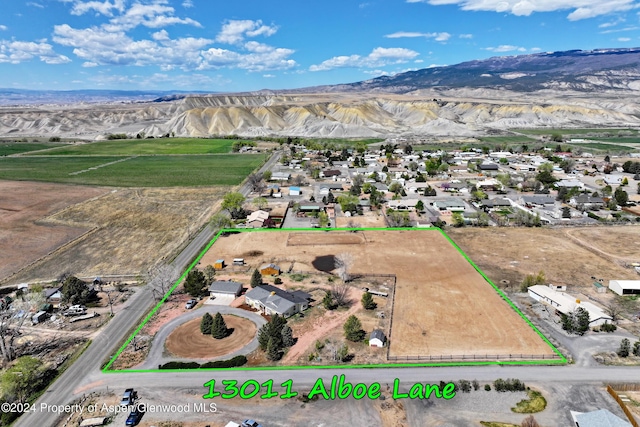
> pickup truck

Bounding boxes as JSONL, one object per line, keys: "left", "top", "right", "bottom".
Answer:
{"left": 120, "top": 388, "right": 137, "bottom": 406}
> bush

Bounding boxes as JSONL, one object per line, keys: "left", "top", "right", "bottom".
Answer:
{"left": 600, "top": 323, "right": 617, "bottom": 333}
{"left": 159, "top": 355, "right": 247, "bottom": 370}
{"left": 484, "top": 384, "right": 491, "bottom": 391}
{"left": 158, "top": 361, "right": 201, "bottom": 370}
{"left": 494, "top": 378, "right": 526, "bottom": 392}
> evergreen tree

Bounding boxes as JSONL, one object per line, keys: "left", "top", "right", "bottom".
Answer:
{"left": 574, "top": 307, "right": 590, "bottom": 336}
{"left": 184, "top": 268, "right": 207, "bottom": 297}
{"left": 337, "top": 343, "right": 349, "bottom": 362}
{"left": 281, "top": 325, "right": 295, "bottom": 347}
{"left": 211, "top": 312, "right": 228, "bottom": 339}
{"left": 344, "top": 315, "right": 365, "bottom": 342}
{"left": 266, "top": 337, "right": 281, "bottom": 361}
{"left": 200, "top": 313, "right": 213, "bottom": 335}
{"left": 250, "top": 269, "right": 262, "bottom": 288}
{"left": 258, "top": 314, "right": 287, "bottom": 351}
{"left": 618, "top": 338, "right": 631, "bottom": 357}
{"left": 633, "top": 341, "right": 640, "bottom": 357}
{"left": 323, "top": 290, "right": 336, "bottom": 310}
{"left": 361, "top": 292, "right": 376, "bottom": 310}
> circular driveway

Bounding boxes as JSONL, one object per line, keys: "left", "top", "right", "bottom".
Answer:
{"left": 139, "top": 305, "right": 266, "bottom": 369}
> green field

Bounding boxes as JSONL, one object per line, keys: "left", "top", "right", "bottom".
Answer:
{"left": 567, "top": 142, "right": 640, "bottom": 152}
{"left": 0, "top": 154, "right": 265, "bottom": 187}
{"left": 30, "top": 138, "right": 237, "bottom": 156}
{"left": 588, "top": 137, "right": 640, "bottom": 144}
{"left": 0, "top": 142, "right": 66, "bottom": 156}
{"left": 477, "top": 136, "right": 538, "bottom": 144}
{"left": 513, "top": 128, "right": 639, "bottom": 136}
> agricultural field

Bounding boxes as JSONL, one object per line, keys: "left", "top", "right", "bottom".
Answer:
{"left": 477, "top": 135, "right": 538, "bottom": 144}
{"left": 513, "top": 128, "right": 639, "bottom": 136}
{"left": 0, "top": 154, "right": 265, "bottom": 187}
{"left": 28, "top": 137, "right": 237, "bottom": 155}
{"left": 567, "top": 142, "right": 640, "bottom": 152}
{"left": 5, "top": 186, "right": 230, "bottom": 285}
{"left": 195, "top": 229, "right": 556, "bottom": 364}
{"left": 0, "top": 142, "right": 66, "bottom": 156}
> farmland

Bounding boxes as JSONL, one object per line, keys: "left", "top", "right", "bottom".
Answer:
{"left": 28, "top": 137, "right": 237, "bottom": 155}
{"left": 0, "top": 142, "right": 65, "bottom": 156}
{"left": 0, "top": 154, "right": 265, "bottom": 187}
{"left": 513, "top": 128, "right": 639, "bottom": 136}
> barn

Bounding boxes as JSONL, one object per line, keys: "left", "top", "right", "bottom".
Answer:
{"left": 259, "top": 263, "right": 281, "bottom": 276}
{"left": 528, "top": 285, "right": 613, "bottom": 327}
{"left": 609, "top": 280, "right": 640, "bottom": 296}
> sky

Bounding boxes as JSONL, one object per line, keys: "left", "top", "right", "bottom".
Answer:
{"left": 1, "top": 0, "right": 640, "bottom": 92}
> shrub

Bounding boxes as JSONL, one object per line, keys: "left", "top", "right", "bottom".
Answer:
{"left": 484, "top": 384, "right": 491, "bottom": 391}
{"left": 600, "top": 323, "right": 617, "bottom": 333}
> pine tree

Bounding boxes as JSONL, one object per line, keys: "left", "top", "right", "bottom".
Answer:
{"left": 344, "top": 315, "right": 365, "bottom": 342}
{"left": 337, "top": 343, "right": 349, "bottom": 362}
{"left": 574, "top": 307, "right": 590, "bottom": 336}
{"left": 633, "top": 341, "right": 640, "bottom": 357}
{"left": 250, "top": 269, "right": 262, "bottom": 288}
{"left": 361, "top": 292, "right": 376, "bottom": 310}
{"left": 184, "top": 268, "right": 207, "bottom": 297}
{"left": 200, "top": 313, "right": 213, "bottom": 335}
{"left": 618, "top": 338, "right": 631, "bottom": 357}
{"left": 281, "top": 325, "right": 295, "bottom": 347}
{"left": 211, "top": 312, "right": 228, "bottom": 339}
{"left": 323, "top": 290, "right": 336, "bottom": 310}
{"left": 266, "top": 337, "right": 281, "bottom": 361}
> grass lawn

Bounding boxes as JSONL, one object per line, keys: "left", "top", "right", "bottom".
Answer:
{"left": 0, "top": 142, "right": 66, "bottom": 156}
{"left": 30, "top": 137, "right": 238, "bottom": 156}
{"left": 0, "top": 154, "right": 265, "bottom": 187}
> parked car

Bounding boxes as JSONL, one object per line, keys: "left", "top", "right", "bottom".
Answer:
{"left": 125, "top": 408, "right": 144, "bottom": 426}
{"left": 120, "top": 388, "right": 137, "bottom": 406}
{"left": 185, "top": 299, "right": 197, "bottom": 309}
{"left": 242, "top": 420, "right": 263, "bottom": 427}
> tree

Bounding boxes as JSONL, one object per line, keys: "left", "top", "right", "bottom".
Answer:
{"left": 62, "top": 276, "right": 96, "bottom": 306}
{"left": 521, "top": 415, "right": 541, "bottom": 427}
{"left": 520, "top": 271, "right": 545, "bottom": 292}
{"left": 387, "top": 210, "right": 411, "bottom": 227}
{"left": 415, "top": 200, "right": 425, "bottom": 212}
{"left": 617, "top": 338, "right": 631, "bottom": 357}
{"left": 203, "top": 265, "right": 216, "bottom": 285}
{"left": 184, "top": 268, "right": 207, "bottom": 297}
{"left": 452, "top": 212, "right": 465, "bottom": 227}
{"left": 258, "top": 314, "right": 286, "bottom": 351}
{"left": 334, "top": 253, "right": 354, "bottom": 282}
{"left": 1, "top": 356, "right": 44, "bottom": 404}
{"left": 323, "top": 290, "right": 337, "bottom": 310}
{"left": 253, "top": 197, "right": 268, "bottom": 210}
{"left": 222, "top": 192, "right": 246, "bottom": 219}
{"left": 210, "top": 213, "right": 234, "bottom": 230}
{"left": 337, "top": 194, "right": 359, "bottom": 214}
{"left": 361, "top": 292, "right": 376, "bottom": 310}
{"left": 633, "top": 341, "right": 640, "bottom": 357}
{"left": 574, "top": 307, "right": 590, "bottom": 336}
{"left": 247, "top": 172, "right": 266, "bottom": 193}
{"left": 211, "top": 312, "right": 228, "bottom": 339}
{"left": 200, "top": 313, "right": 213, "bottom": 335}
{"left": 331, "top": 282, "right": 351, "bottom": 307}
{"left": 614, "top": 187, "right": 628, "bottom": 207}
{"left": 250, "top": 269, "right": 262, "bottom": 288}
{"left": 266, "top": 337, "right": 281, "bottom": 361}
{"left": 337, "top": 343, "right": 350, "bottom": 362}
{"left": 281, "top": 325, "right": 295, "bottom": 347}
{"left": 562, "top": 206, "right": 571, "bottom": 218}
{"left": 389, "top": 182, "right": 403, "bottom": 195}
{"left": 344, "top": 315, "right": 365, "bottom": 342}
{"left": 604, "top": 302, "right": 622, "bottom": 323}
{"left": 318, "top": 211, "right": 330, "bottom": 228}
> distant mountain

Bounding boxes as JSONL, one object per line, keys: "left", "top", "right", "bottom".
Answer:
{"left": 0, "top": 89, "right": 210, "bottom": 106}
{"left": 315, "top": 47, "right": 640, "bottom": 93}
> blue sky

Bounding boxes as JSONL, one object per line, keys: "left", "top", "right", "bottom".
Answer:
{"left": 1, "top": 0, "right": 640, "bottom": 91}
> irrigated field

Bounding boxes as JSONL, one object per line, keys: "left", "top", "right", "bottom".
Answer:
{"left": 30, "top": 138, "right": 236, "bottom": 155}
{"left": 0, "top": 142, "right": 65, "bottom": 156}
{"left": 200, "top": 229, "right": 556, "bottom": 362}
{"left": 0, "top": 154, "right": 265, "bottom": 186}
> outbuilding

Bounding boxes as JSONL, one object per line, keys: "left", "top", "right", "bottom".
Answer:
{"left": 609, "top": 280, "right": 640, "bottom": 296}
{"left": 259, "top": 263, "right": 281, "bottom": 276}
{"left": 213, "top": 259, "right": 225, "bottom": 270}
{"left": 369, "top": 329, "right": 387, "bottom": 347}
{"left": 528, "top": 285, "right": 613, "bottom": 327}
{"left": 208, "top": 280, "right": 243, "bottom": 299}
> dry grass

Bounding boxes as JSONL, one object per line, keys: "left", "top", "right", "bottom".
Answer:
{"left": 7, "top": 186, "right": 230, "bottom": 284}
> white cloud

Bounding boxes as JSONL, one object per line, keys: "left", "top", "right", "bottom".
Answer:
{"left": 199, "top": 44, "right": 296, "bottom": 72}
{"left": 618, "top": 37, "right": 632, "bottom": 41}
{"left": 599, "top": 17, "right": 626, "bottom": 28}
{"left": 263, "top": 74, "right": 275, "bottom": 78}
{"left": 152, "top": 29, "right": 170, "bottom": 41}
{"left": 66, "top": 0, "right": 126, "bottom": 17}
{"left": 103, "top": 2, "right": 202, "bottom": 31}
{"left": 484, "top": 45, "right": 527, "bottom": 52}
{"left": 182, "top": 0, "right": 194, "bottom": 7}
{"left": 0, "top": 25, "right": 7, "bottom": 31}
{"left": 385, "top": 31, "right": 451, "bottom": 42}
{"left": 0, "top": 39, "right": 71, "bottom": 64}
{"left": 82, "top": 61, "right": 98, "bottom": 67}
{"left": 459, "top": 33, "right": 473, "bottom": 39}
{"left": 310, "top": 47, "right": 419, "bottom": 71}
{"left": 27, "top": 2, "right": 45, "bottom": 8}
{"left": 216, "top": 20, "right": 278, "bottom": 45}
{"left": 408, "top": 0, "right": 638, "bottom": 20}
{"left": 414, "top": 59, "right": 424, "bottom": 63}
{"left": 600, "top": 26, "right": 639, "bottom": 33}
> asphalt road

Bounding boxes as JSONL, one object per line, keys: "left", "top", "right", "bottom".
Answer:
{"left": 13, "top": 151, "right": 281, "bottom": 427}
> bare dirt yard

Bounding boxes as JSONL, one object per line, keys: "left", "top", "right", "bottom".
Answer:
{"left": 0, "top": 180, "right": 106, "bottom": 282}
{"left": 6, "top": 186, "right": 229, "bottom": 284}
{"left": 200, "top": 229, "right": 555, "bottom": 362}
{"left": 165, "top": 315, "right": 256, "bottom": 359}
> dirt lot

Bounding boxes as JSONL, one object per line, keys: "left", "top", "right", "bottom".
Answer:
{"left": 0, "top": 180, "right": 106, "bottom": 282}
{"left": 6, "top": 186, "right": 229, "bottom": 284}
{"left": 335, "top": 212, "right": 388, "bottom": 228}
{"left": 200, "top": 229, "right": 554, "bottom": 361}
{"left": 165, "top": 315, "right": 256, "bottom": 359}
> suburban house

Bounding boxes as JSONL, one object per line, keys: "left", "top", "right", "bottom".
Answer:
{"left": 208, "top": 281, "right": 243, "bottom": 299}
{"left": 259, "top": 263, "right": 281, "bottom": 276}
{"left": 527, "top": 285, "right": 613, "bottom": 327}
{"left": 246, "top": 210, "right": 269, "bottom": 228}
{"left": 244, "top": 284, "right": 311, "bottom": 318}
{"left": 520, "top": 196, "right": 556, "bottom": 207}
{"left": 604, "top": 175, "right": 624, "bottom": 185}
{"left": 432, "top": 199, "right": 466, "bottom": 212}
{"left": 570, "top": 409, "right": 632, "bottom": 427}
{"left": 555, "top": 179, "right": 584, "bottom": 190}
{"left": 369, "top": 329, "right": 387, "bottom": 347}
{"left": 570, "top": 195, "right": 605, "bottom": 209}
{"left": 270, "top": 171, "right": 291, "bottom": 182}
{"left": 478, "top": 163, "right": 499, "bottom": 171}
{"left": 43, "top": 287, "right": 62, "bottom": 307}
{"left": 481, "top": 198, "right": 512, "bottom": 211}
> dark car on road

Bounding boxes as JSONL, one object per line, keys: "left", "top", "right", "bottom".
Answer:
{"left": 125, "top": 408, "right": 144, "bottom": 426}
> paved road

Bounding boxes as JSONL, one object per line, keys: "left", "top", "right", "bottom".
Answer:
{"left": 14, "top": 151, "right": 280, "bottom": 427}
{"left": 140, "top": 306, "right": 266, "bottom": 370}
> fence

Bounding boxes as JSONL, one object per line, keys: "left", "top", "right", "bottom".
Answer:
{"left": 387, "top": 353, "right": 563, "bottom": 362}
{"left": 607, "top": 385, "right": 640, "bottom": 427}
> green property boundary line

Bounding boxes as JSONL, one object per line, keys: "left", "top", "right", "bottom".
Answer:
{"left": 103, "top": 227, "right": 566, "bottom": 373}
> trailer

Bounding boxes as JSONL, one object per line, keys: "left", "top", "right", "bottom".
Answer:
{"left": 31, "top": 311, "right": 47, "bottom": 324}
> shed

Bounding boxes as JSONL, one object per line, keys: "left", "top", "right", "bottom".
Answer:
{"left": 32, "top": 311, "right": 47, "bottom": 324}
{"left": 260, "top": 263, "right": 281, "bottom": 276}
{"left": 209, "top": 281, "right": 243, "bottom": 298}
{"left": 369, "top": 329, "right": 387, "bottom": 347}
{"left": 609, "top": 280, "right": 640, "bottom": 296}
{"left": 289, "top": 186, "right": 301, "bottom": 196}
{"left": 233, "top": 258, "right": 245, "bottom": 266}
{"left": 214, "top": 259, "right": 225, "bottom": 270}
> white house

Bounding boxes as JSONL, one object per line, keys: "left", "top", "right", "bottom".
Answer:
{"left": 369, "top": 329, "right": 387, "bottom": 347}
{"left": 608, "top": 280, "right": 640, "bottom": 296}
{"left": 528, "top": 285, "right": 613, "bottom": 327}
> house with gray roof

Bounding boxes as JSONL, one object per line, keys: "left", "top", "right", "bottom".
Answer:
{"left": 245, "top": 284, "right": 311, "bottom": 318}
{"left": 570, "top": 409, "right": 632, "bottom": 427}
{"left": 208, "top": 281, "right": 243, "bottom": 299}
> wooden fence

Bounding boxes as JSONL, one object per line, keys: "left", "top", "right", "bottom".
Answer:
{"left": 607, "top": 385, "right": 639, "bottom": 427}
{"left": 387, "top": 353, "right": 563, "bottom": 362}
